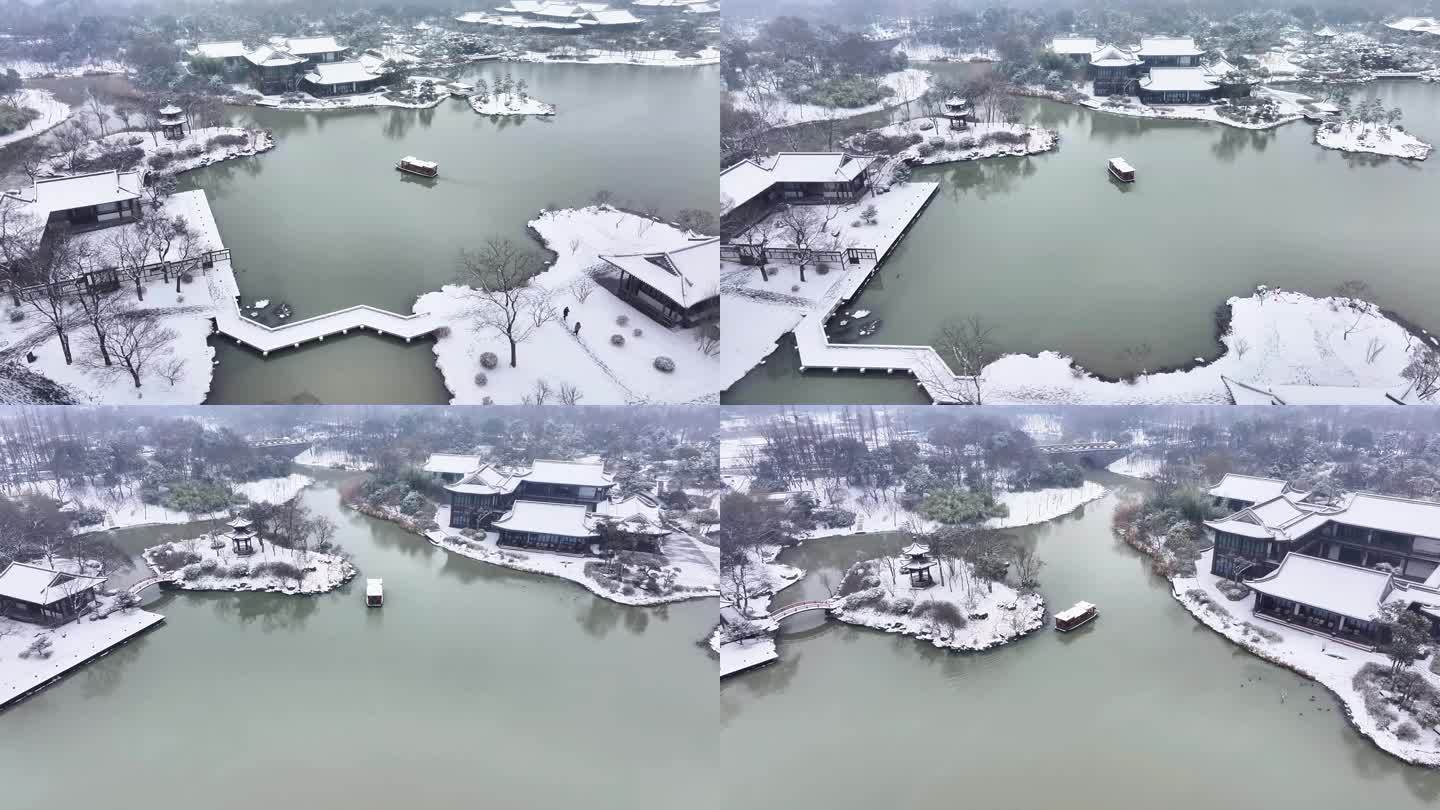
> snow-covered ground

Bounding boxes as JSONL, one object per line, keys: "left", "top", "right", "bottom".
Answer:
{"left": 988, "top": 481, "right": 1109, "bottom": 528}
{"left": 420, "top": 205, "right": 719, "bottom": 405}
{"left": 0, "top": 600, "right": 164, "bottom": 707}
{"left": 37, "top": 126, "right": 273, "bottom": 181}
{"left": 0, "top": 191, "right": 228, "bottom": 404}
{"left": 1315, "top": 120, "right": 1432, "bottom": 159}
{"left": 508, "top": 47, "right": 719, "bottom": 67}
{"left": 1075, "top": 85, "right": 1308, "bottom": 131}
{"left": 1174, "top": 549, "right": 1440, "bottom": 766}
{"left": 294, "top": 446, "right": 375, "bottom": 471}
{"left": 1107, "top": 453, "right": 1165, "bottom": 480}
{"left": 729, "top": 67, "right": 933, "bottom": 126}
{"left": 831, "top": 556, "right": 1046, "bottom": 651}
{"left": 879, "top": 120, "right": 1059, "bottom": 165}
{"left": 893, "top": 41, "right": 998, "bottom": 63}
{"left": 719, "top": 636, "right": 777, "bottom": 677}
{"left": 0, "top": 59, "right": 128, "bottom": 78}
{"left": 143, "top": 536, "right": 355, "bottom": 595}
{"left": 469, "top": 93, "right": 555, "bottom": 116}
{"left": 252, "top": 87, "right": 450, "bottom": 111}
{"left": 0, "top": 88, "right": 72, "bottom": 149}
{"left": 429, "top": 522, "right": 718, "bottom": 606}
{"left": 11, "top": 474, "right": 314, "bottom": 531}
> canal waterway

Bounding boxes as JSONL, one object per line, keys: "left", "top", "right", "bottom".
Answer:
{"left": 723, "top": 75, "right": 1440, "bottom": 404}
{"left": 0, "top": 471, "right": 717, "bottom": 809}
{"left": 721, "top": 471, "right": 1440, "bottom": 808}
{"left": 189, "top": 62, "right": 716, "bottom": 403}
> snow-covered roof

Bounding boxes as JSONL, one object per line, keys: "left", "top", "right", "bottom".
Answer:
{"left": 1208, "top": 473, "right": 1294, "bottom": 505}
{"left": 424, "top": 453, "right": 485, "bottom": 474}
{"left": 600, "top": 237, "right": 719, "bottom": 308}
{"left": 1054, "top": 601, "right": 1095, "bottom": 622}
{"left": 1051, "top": 37, "right": 1097, "bottom": 55}
{"left": 1386, "top": 17, "right": 1440, "bottom": 33}
{"left": 366, "top": 578, "right": 383, "bottom": 596}
{"left": 684, "top": 3, "right": 720, "bottom": 13}
{"left": 14, "top": 170, "right": 142, "bottom": 218}
{"left": 1137, "top": 36, "right": 1204, "bottom": 57}
{"left": 245, "top": 45, "right": 303, "bottom": 67}
{"left": 1138, "top": 66, "right": 1218, "bottom": 92}
{"left": 192, "top": 41, "right": 246, "bottom": 59}
{"left": 1247, "top": 554, "right": 1393, "bottom": 620}
{"left": 900, "top": 542, "right": 930, "bottom": 556}
{"left": 304, "top": 60, "right": 380, "bottom": 85}
{"left": 525, "top": 459, "right": 613, "bottom": 487}
{"left": 446, "top": 463, "right": 520, "bottom": 495}
{"left": 1314, "top": 26, "right": 1339, "bottom": 37}
{"left": 400, "top": 156, "right": 438, "bottom": 170}
{"left": 720, "top": 152, "right": 873, "bottom": 211}
{"left": 1089, "top": 43, "right": 1140, "bottom": 67}
{"left": 286, "top": 36, "right": 347, "bottom": 55}
{"left": 227, "top": 516, "right": 254, "bottom": 529}
{"left": 158, "top": 104, "right": 183, "bottom": 116}
{"left": 0, "top": 561, "right": 105, "bottom": 606}
{"left": 587, "top": 9, "right": 644, "bottom": 25}
{"left": 493, "top": 500, "right": 598, "bottom": 537}
{"left": 592, "top": 494, "right": 668, "bottom": 534}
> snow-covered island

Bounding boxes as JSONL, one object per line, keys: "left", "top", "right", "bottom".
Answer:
{"left": 469, "top": 92, "right": 555, "bottom": 117}
{"left": 143, "top": 526, "right": 355, "bottom": 596}
{"left": 1315, "top": 120, "right": 1432, "bottom": 160}
{"left": 36, "top": 125, "right": 275, "bottom": 180}
{"left": 854, "top": 119, "right": 1058, "bottom": 166}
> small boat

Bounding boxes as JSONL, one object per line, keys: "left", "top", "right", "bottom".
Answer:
{"left": 1108, "top": 157, "right": 1135, "bottom": 183}
{"left": 396, "top": 156, "right": 438, "bottom": 178}
{"left": 1054, "top": 601, "right": 1098, "bottom": 632}
{"left": 366, "top": 578, "right": 384, "bottom": 608}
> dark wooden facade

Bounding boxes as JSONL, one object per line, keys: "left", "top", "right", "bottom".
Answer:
{"left": 617, "top": 273, "right": 718, "bottom": 328}
{"left": 446, "top": 478, "right": 613, "bottom": 529}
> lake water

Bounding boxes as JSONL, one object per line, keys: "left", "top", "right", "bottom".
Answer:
{"left": 0, "top": 471, "right": 718, "bottom": 809}
{"left": 190, "top": 63, "right": 717, "bottom": 403}
{"left": 723, "top": 75, "right": 1440, "bottom": 404}
{"left": 721, "top": 471, "right": 1440, "bottom": 808}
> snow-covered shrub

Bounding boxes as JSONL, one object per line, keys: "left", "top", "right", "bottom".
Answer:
{"left": 653, "top": 356, "right": 675, "bottom": 373}
{"left": 228, "top": 563, "right": 249, "bottom": 577}
{"left": 179, "top": 271, "right": 194, "bottom": 284}
{"left": 812, "top": 507, "right": 856, "bottom": 528}
{"left": 19, "top": 635, "right": 53, "bottom": 660}
{"left": 1215, "top": 579, "right": 1251, "bottom": 601}
{"left": 916, "top": 141, "right": 937, "bottom": 157}
{"left": 816, "top": 262, "right": 830, "bottom": 275}
{"left": 399, "top": 490, "right": 427, "bottom": 516}
{"left": 150, "top": 546, "right": 201, "bottom": 571}
{"left": 1396, "top": 721, "right": 1420, "bottom": 741}
{"left": 1185, "top": 588, "right": 1230, "bottom": 619}
{"left": 474, "top": 372, "right": 487, "bottom": 387}
{"left": 791, "top": 285, "right": 800, "bottom": 292}
{"left": 1240, "top": 621, "right": 1281, "bottom": 643}
{"left": 7, "top": 308, "right": 23, "bottom": 322}
{"left": 610, "top": 333, "right": 625, "bottom": 346}
{"left": 912, "top": 599, "right": 967, "bottom": 630}
{"left": 252, "top": 560, "right": 303, "bottom": 580}
{"left": 480, "top": 352, "right": 499, "bottom": 369}
{"left": 615, "top": 314, "right": 629, "bottom": 326}
{"left": 632, "top": 328, "right": 642, "bottom": 338}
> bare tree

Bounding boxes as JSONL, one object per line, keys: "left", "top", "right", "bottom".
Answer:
{"left": 144, "top": 173, "right": 177, "bottom": 211}
{"left": 15, "top": 230, "right": 90, "bottom": 365}
{"left": 456, "top": 239, "right": 548, "bottom": 368}
{"left": 558, "top": 382, "right": 583, "bottom": 405}
{"left": 932, "top": 315, "right": 1000, "bottom": 405}
{"left": 75, "top": 287, "right": 126, "bottom": 367}
{"left": 108, "top": 222, "right": 158, "bottom": 300}
{"left": 82, "top": 308, "right": 179, "bottom": 389}
{"left": 776, "top": 204, "right": 841, "bottom": 282}
{"left": 86, "top": 93, "right": 108, "bottom": 136}
{"left": 52, "top": 119, "right": 95, "bottom": 172}
{"left": 1402, "top": 344, "right": 1440, "bottom": 401}
{"left": 568, "top": 275, "right": 597, "bottom": 303}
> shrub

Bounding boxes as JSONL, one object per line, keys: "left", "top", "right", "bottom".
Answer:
{"left": 838, "top": 561, "right": 882, "bottom": 596}
{"left": 1185, "top": 588, "right": 1231, "bottom": 619}
{"left": 19, "top": 635, "right": 53, "bottom": 660}
{"left": 205, "top": 132, "right": 248, "bottom": 150}
{"left": 252, "top": 560, "right": 303, "bottom": 580}
{"left": 179, "top": 271, "right": 194, "bottom": 283}
{"left": 632, "top": 328, "right": 643, "bottom": 338}
{"left": 1215, "top": 579, "right": 1251, "bottom": 601}
{"left": 927, "top": 136, "right": 945, "bottom": 149}
{"left": 182, "top": 144, "right": 204, "bottom": 158}
{"left": 228, "top": 563, "right": 249, "bottom": 577}
{"left": 7, "top": 308, "right": 23, "bottom": 322}
{"left": 610, "top": 333, "right": 625, "bottom": 346}
{"left": 615, "top": 314, "right": 629, "bottom": 326}
{"left": 653, "top": 356, "right": 675, "bottom": 373}
{"left": 812, "top": 507, "right": 856, "bottom": 528}
{"left": 912, "top": 599, "right": 967, "bottom": 630}
{"left": 916, "top": 141, "right": 936, "bottom": 157}
{"left": 1240, "top": 621, "right": 1281, "bottom": 642}
{"left": 479, "top": 351, "right": 499, "bottom": 369}
{"left": 150, "top": 546, "right": 202, "bottom": 571}
{"left": 474, "top": 372, "right": 487, "bottom": 387}
{"left": 1396, "top": 721, "right": 1420, "bottom": 741}
{"left": 147, "top": 152, "right": 174, "bottom": 170}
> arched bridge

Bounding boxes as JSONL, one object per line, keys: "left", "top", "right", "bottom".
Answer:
{"left": 770, "top": 600, "right": 833, "bottom": 621}
{"left": 1037, "top": 442, "right": 1132, "bottom": 467}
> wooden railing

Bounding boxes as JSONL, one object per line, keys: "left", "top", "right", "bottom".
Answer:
{"left": 3, "top": 249, "right": 231, "bottom": 302}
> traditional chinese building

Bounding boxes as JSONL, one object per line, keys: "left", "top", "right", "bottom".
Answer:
{"left": 719, "top": 152, "right": 874, "bottom": 238}
{"left": 0, "top": 561, "right": 106, "bottom": 625}
{"left": 158, "top": 104, "right": 188, "bottom": 140}
{"left": 600, "top": 237, "right": 719, "bottom": 328}
{"left": 2, "top": 170, "right": 143, "bottom": 233}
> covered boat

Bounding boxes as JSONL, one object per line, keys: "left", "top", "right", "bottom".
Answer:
{"left": 397, "top": 156, "right": 438, "bottom": 178}
{"left": 366, "top": 578, "right": 384, "bottom": 607}
{"left": 1054, "top": 601, "right": 1098, "bottom": 632}
{"left": 1108, "top": 157, "right": 1135, "bottom": 183}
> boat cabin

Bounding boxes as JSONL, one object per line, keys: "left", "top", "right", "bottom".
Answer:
{"left": 1108, "top": 157, "right": 1135, "bottom": 183}
{"left": 1055, "top": 601, "right": 1098, "bottom": 632}
{"left": 366, "top": 578, "right": 383, "bottom": 607}
{"left": 397, "top": 156, "right": 439, "bottom": 178}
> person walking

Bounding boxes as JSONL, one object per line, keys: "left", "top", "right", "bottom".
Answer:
{"left": 573, "top": 321, "right": 582, "bottom": 336}
{"left": 563, "top": 305, "right": 570, "bottom": 320}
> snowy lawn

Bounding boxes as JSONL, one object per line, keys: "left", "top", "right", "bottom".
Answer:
{"left": 0, "top": 59, "right": 128, "bottom": 78}
{"left": 1315, "top": 120, "right": 1432, "bottom": 159}
{"left": 420, "top": 206, "right": 719, "bottom": 404}
{"left": 831, "top": 555, "right": 1046, "bottom": 651}
{"left": 430, "top": 527, "right": 719, "bottom": 606}
{"left": 1174, "top": 549, "right": 1440, "bottom": 765}
{"left": 728, "top": 67, "right": 932, "bottom": 125}
{"left": 1106, "top": 453, "right": 1165, "bottom": 480}
{"left": 0, "top": 88, "right": 72, "bottom": 150}
{"left": 719, "top": 636, "right": 777, "bottom": 677}
{"left": 12, "top": 474, "right": 314, "bottom": 531}
{"left": 295, "top": 446, "right": 375, "bottom": 471}
{"left": 0, "top": 600, "right": 164, "bottom": 707}
{"left": 0, "top": 191, "right": 228, "bottom": 404}
{"left": 469, "top": 93, "right": 555, "bottom": 116}
{"left": 144, "top": 536, "right": 355, "bottom": 595}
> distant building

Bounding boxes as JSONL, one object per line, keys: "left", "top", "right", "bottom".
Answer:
{"left": 455, "top": 2, "right": 645, "bottom": 33}
{"left": 1135, "top": 36, "right": 1204, "bottom": 67}
{"left": 1385, "top": 17, "right": 1440, "bottom": 36}
{"left": 719, "top": 152, "right": 874, "bottom": 238}
{"left": 1136, "top": 66, "right": 1220, "bottom": 104}
{"left": 1050, "top": 37, "right": 1098, "bottom": 63}
{"left": 941, "top": 95, "right": 973, "bottom": 130}
{"left": 243, "top": 36, "right": 351, "bottom": 94}
{"left": 1088, "top": 43, "right": 1142, "bottom": 96}
{"left": 2, "top": 170, "right": 143, "bottom": 233}
{"left": 600, "top": 237, "right": 719, "bottom": 327}
{"left": 188, "top": 40, "right": 248, "bottom": 72}
{"left": 423, "top": 453, "right": 486, "bottom": 484}
{"left": 0, "top": 561, "right": 106, "bottom": 625}
{"left": 1314, "top": 25, "right": 1339, "bottom": 39}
